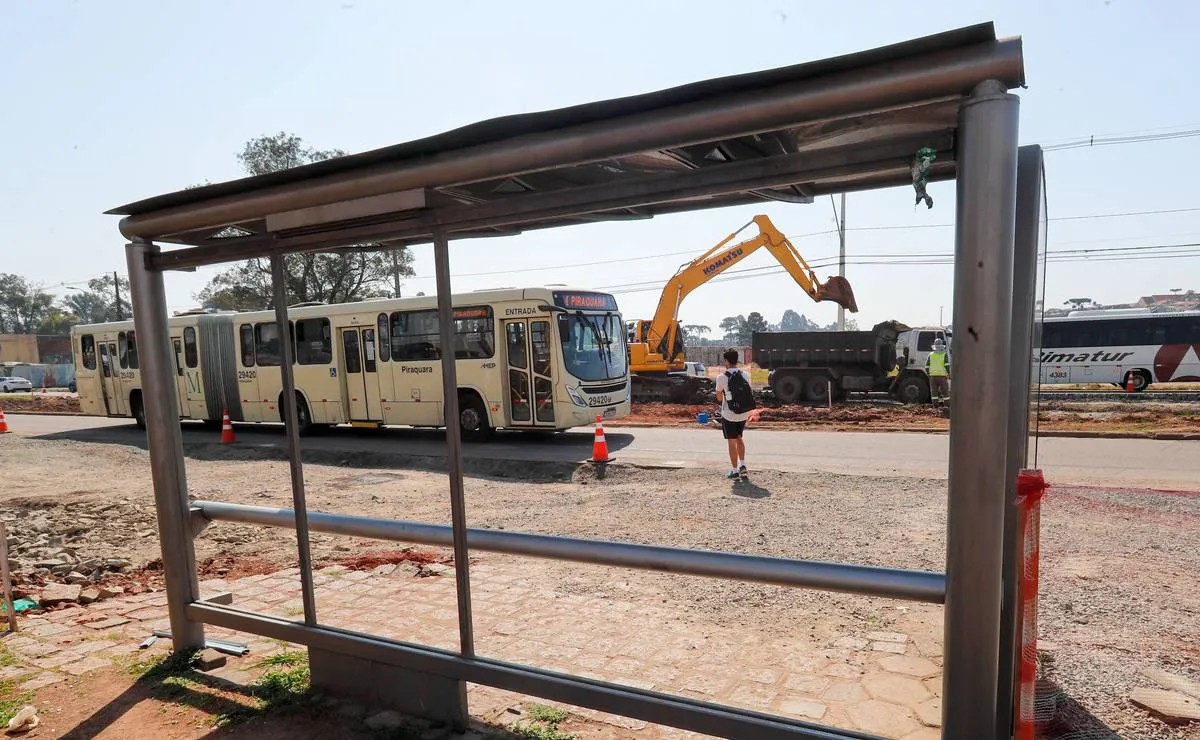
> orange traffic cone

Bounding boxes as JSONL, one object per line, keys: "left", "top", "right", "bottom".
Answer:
{"left": 0, "top": 408, "right": 9, "bottom": 434}
{"left": 1124, "top": 374, "right": 1136, "bottom": 393}
{"left": 590, "top": 415, "right": 612, "bottom": 463}
{"left": 219, "top": 409, "right": 236, "bottom": 444}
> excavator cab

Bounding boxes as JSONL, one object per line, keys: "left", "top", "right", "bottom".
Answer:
{"left": 816, "top": 275, "right": 859, "bottom": 313}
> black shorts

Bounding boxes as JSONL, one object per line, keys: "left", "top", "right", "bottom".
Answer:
{"left": 721, "top": 418, "right": 746, "bottom": 439}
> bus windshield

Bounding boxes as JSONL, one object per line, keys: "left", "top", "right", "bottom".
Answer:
{"left": 558, "top": 312, "right": 627, "bottom": 382}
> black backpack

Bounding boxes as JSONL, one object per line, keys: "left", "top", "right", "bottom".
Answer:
{"left": 725, "top": 369, "right": 757, "bottom": 414}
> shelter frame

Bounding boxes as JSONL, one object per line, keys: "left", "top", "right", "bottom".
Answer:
{"left": 116, "top": 23, "right": 1041, "bottom": 740}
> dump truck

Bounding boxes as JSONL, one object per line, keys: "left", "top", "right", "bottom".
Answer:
{"left": 752, "top": 322, "right": 951, "bottom": 404}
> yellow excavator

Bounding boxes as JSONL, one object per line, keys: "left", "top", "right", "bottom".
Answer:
{"left": 629, "top": 214, "right": 858, "bottom": 403}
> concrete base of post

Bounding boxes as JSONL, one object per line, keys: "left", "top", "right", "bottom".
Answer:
{"left": 308, "top": 647, "right": 468, "bottom": 729}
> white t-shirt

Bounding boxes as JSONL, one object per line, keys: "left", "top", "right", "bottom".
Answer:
{"left": 715, "top": 367, "right": 752, "bottom": 422}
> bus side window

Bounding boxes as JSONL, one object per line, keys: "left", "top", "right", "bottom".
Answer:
{"left": 173, "top": 340, "right": 183, "bottom": 376}
{"left": 240, "top": 324, "right": 255, "bottom": 367}
{"left": 391, "top": 310, "right": 440, "bottom": 361}
{"left": 118, "top": 332, "right": 129, "bottom": 369}
{"left": 184, "top": 327, "right": 199, "bottom": 368}
{"left": 254, "top": 323, "right": 281, "bottom": 366}
{"left": 81, "top": 335, "right": 97, "bottom": 370}
{"left": 377, "top": 313, "right": 390, "bottom": 362}
{"left": 127, "top": 331, "right": 139, "bottom": 369}
{"left": 295, "top": 318, "right": 332, "bottom": 365}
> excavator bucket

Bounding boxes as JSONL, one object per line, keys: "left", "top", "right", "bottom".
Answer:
{"left": 818, "top": 276, "right": 859, "bottom": 313}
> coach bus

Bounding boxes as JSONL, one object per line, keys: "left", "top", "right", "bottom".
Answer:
{"left": 71, "top": 287, "right": 631, "bottom": 438}
{"left": 1036, "top": 309, "right": 1200, "bottom": 391}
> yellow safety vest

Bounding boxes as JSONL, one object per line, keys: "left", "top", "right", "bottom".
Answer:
{"left": 928, "top": 351, "right": 949, "bottom": 377}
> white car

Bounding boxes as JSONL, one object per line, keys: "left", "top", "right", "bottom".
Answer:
{"left": 681, "top": 361, "right": 707, "bottom": 378}
{"left": 0, "top": 376, "right": 33, "bottom": 393}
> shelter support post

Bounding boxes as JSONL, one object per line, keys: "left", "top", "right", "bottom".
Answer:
{"left": 125, "top": 240, "right": 204, "bottom": 650}
{"left": 997, "top": 145, "right": 1046, "bottom": 736}
{"left": 432, "top": 231, "right": 476, "bottom": 659}
{"left": 942, "top": 80, "right": 1020, "bottom": 738}
{"left": 270, "top": 254, "right": 318, "bottom": 626}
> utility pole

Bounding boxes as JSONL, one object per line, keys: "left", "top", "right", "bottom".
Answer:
{"left": 390, "top": 251, "right": 402, "bottom": 298}
{"left": 113, "top": 271, "right": 124, "bottom": 320}
{"left": 831, "top": 193, "right": 847, "bottom": 331}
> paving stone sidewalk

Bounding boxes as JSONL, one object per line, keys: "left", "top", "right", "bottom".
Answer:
{"left": 2, "top": 557, "right": 943, "bottom": 739}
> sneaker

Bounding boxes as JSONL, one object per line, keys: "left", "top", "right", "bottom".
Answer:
{"left": 738, "top": 464, "right": 748, "bottom": 477}
{"left": 726, "top": 470, "right": 740, "bottom": 480}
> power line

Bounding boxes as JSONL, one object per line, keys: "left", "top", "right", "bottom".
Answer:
{"left": 1044, "top": 129, "right": 1200, "bottom": 151}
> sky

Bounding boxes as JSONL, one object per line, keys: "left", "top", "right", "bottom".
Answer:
{"left": 3, "top": 0, "right": 1200, "bottom": 335}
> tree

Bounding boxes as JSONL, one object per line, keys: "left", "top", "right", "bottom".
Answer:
{"left": 718, "top": 315, "right": 748, "bottom": 344}
{"left": 195, "top": 132, "right": 414, "bottom": 310}
{"left": 1064, "top": 297, "right": 1094, "bottom": 311}
{"left": 62, "top": 274, "right": 131, "bottom": 323}
{"left": 745, "top": 311, "right": 769, "bottom": 337}
{"left": 778, "top": 309, "right": 806, "bottom": 331}
{"left": 37, "top": 307, "right": 80, "bottom": 335}
{"left": 680, "top": 324, "right": 711, "bottom": 343}
{"left": 0, "top": 273, "right": 54, "bottom": 334}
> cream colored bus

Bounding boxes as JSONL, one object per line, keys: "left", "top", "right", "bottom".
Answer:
{"left": 71, "top": 287, "right": 631, "bottom": 439}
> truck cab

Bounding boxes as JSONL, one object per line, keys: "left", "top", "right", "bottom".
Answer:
{"left": 891, "top": 327, "right": 951, "bottom": 403}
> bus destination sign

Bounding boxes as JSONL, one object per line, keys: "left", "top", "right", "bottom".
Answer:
{"left": 552, "top": 291, "right": 619, "bottom": 311}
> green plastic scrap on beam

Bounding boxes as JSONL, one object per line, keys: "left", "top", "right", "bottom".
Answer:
{"left": 912, "top": 147, "right": 937, "bottom": 209}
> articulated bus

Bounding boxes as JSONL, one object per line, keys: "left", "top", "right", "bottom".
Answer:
{"left": 71, "top": 287, "right": 631, "bottom": 438}
{"left": 1037, "top": 309, "right": 1200, "bottom": 391}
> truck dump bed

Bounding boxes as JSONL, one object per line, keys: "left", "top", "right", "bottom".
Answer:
{"left": 752, "top": 321, "right": 908, "bottom": 372}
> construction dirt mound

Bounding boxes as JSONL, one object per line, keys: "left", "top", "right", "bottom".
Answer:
{"left": 628, "top": 401, "right": 948, "bottom": 430}
{"left": 1, "top": 395, "right": 81, "bottom": 414}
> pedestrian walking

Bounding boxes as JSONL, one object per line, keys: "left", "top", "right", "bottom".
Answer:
{"left": 927, "top": 338, "right": 950, "bottom": 403}
{"left": 714, "top": 348, "right": 755, "bottom": 479}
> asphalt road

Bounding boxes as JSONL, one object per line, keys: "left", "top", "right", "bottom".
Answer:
{"left": 6, "top": 413, "right": 1199, "bottom": 490}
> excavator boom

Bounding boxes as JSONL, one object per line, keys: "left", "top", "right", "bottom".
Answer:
{"left": 629, "top": 214, "right": 858, "bottom": 403}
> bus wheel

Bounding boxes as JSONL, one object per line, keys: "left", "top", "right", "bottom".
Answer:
{"left": 131, "top": 393, "right": 146, "bottom": 430}
{"left": 1124, "top": 370, "right": 1151, "bottom": 392}
{"left": 458, "top": 392, "right": 493, "bottom": 442}
{"left": 281, "top": 394, "right": 314, "bottom": 436}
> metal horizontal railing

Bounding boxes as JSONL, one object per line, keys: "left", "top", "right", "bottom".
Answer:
{"left": 192, "top": 500, "right": 946, "bottom": 603}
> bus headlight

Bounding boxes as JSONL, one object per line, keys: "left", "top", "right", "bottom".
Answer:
{"left": 567, "top": 386, "right": 586, "bottom": 406}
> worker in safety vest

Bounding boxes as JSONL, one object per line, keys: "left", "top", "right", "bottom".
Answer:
{"left": 887, "top": 346, "right": 909, "bottom": 392}
{"left": 926, "top": 338, "right": 950, "bottom": 403}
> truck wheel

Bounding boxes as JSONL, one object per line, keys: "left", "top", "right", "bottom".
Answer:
{"left": 803, "top": 375, "right": 830, "bottom": 402}
{"left": 896, "top": 375, "right": 930, "bottom": 404}
{"left": 772, "top": 374, "right": 802, "bottom": 404}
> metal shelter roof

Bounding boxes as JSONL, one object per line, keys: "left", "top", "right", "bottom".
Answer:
{"left": 109, "top": 23, "right": 1023, "bottom": 272}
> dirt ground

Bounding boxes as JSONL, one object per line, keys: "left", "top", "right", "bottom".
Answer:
{"left": 627, "top": 399, "right": 1200, "bottom": 436}
{"left": 3, "top": 435, "right": 1200, "bottom": 737}
{"left": 7, "top": 393, "right": 1200, "bottom": 437}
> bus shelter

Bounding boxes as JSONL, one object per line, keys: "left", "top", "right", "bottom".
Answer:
{"left": 107, "top": 23, "right": 1047, "bottom": 740}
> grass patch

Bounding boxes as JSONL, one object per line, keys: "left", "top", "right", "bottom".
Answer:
{"left": 125, "top": 649, "right": 198, "bottom": 680}
{"left": 0, "top": 679, "right": 34, "bottom": 728}
{"left": 496, "top": 703, "right": 576, "bottom": 740}
{"left": 525, "top": 704, "right": 568, "bottom": 725}
{"left": 255, "top": 650, "right": 306, "bottom": 668}
{"left": 214, "top": 663, "right": 312, "bottom": 727}
{"left": 0, "top": 643, "right": 20, "bottom": 668}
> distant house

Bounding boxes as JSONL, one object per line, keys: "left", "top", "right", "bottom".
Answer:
{"left": 1136, "top": 291, "right": 1199, "bottom": 310}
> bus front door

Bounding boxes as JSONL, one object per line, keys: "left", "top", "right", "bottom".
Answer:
{"left": 503, "top": 319, "right": 556, "bottom": 428}
{"left": 98, "top": 341, "right": 128, "bottom": 416}
{"left": 339, "top": 327, "right": 382, "bottom": 422}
